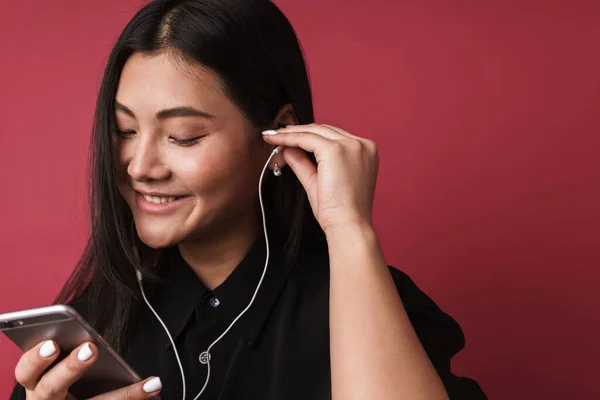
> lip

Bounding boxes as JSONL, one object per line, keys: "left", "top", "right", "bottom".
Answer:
{"left": 135, "top": 189, "right": 184, "bottom": 197}
{"left": 135, "top": 191, "right": 189, "bottom": 215}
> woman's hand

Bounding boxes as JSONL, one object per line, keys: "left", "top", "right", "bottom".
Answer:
{"left": 14, "top": 340, "right": 162, "bottom": 399}
{"left": 263, "top": 123, "right": 379, "bottom": 235}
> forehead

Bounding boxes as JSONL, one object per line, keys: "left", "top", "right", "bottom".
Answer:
{"left": 115, "top": 51, "right": 229, "bottom": 117}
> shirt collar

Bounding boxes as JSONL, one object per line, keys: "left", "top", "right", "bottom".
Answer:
{"left": 153, "top": 236, "right": 295, "bottom": 348}
{"left": 151, "top": 246, "right": 208, "bottom": 344}
{"left": 214, "top": 237, "right": 296, "bottom": 347}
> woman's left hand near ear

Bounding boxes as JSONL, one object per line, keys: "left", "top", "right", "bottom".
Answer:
{"left": 262, "top": 123, "right": 379, "bottom": 236}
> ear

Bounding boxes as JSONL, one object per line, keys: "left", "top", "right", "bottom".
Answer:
{"left": 273, "top": 103, "right": 298, "bottom": 128}
{"left": 268, "top": 104, "right": 298, "bottom": 171}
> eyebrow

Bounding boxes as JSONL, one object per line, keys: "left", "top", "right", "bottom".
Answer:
{"left": 115, "top": 101, "right": 216, "bottom": 120}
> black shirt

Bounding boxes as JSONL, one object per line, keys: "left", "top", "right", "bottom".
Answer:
{"left": 11, "top": 240, "right": 486, "bottom": 399}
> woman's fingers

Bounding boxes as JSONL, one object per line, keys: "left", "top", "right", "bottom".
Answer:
{"left": 14, "top": 340, "right": 61, "bottom": 391}
{"left": 276, "top": 123, "right": 345, "bottom": 140}
{"left": 320, "top": 124, "right": 360, "bottom": 139}
{"left": 278, "top": 123, "right": 363, "bottom": 142}
{"left": 281, "top": 147, "right": 318, "bottom": 201}
{"left": 15, "top": 339, "right": 160, "bottom": 400}
{"left": 34, "top": 342, "right": 98, "bottom": 398}
{"left": 263, "top": 130, "right": 342, "bottom": 162}
{"left": 89, "top": 377, "right": 162, "bottom": 400}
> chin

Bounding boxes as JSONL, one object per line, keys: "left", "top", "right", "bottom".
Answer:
{"left": 139, "top": 235, "right": 178, "bottom": 249}
{"left": 135, "top": 226, "right": 182, "bottom": 249}
{"left": 140, "top": 237, "right": 178, "bottom": 250}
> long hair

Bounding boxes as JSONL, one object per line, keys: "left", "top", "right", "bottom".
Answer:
{"left": 55, "top": 0, "right": 325, "bottom": 355}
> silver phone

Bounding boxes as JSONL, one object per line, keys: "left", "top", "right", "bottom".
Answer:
{"left": 0, "top": 304, "right": 158, "bottom": 399}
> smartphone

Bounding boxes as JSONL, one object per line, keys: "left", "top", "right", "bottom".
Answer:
{"left": 0, "top": 304, "right": 158, "bottom": 399}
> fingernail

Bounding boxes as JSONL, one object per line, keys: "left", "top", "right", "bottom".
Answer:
{"left": 77, "top": 343, "right": 93, "bottom": 362}
{"left": 39, "top": 341, "right": 56, "bottom": 358}
{"left": 262, "top": 129, "right": 278, "bottom": 136}
{"left": 143, "top": 377, "right": 162, "bottom": 393}
{"left": 286, "top": 125, "right": 295, "bottom": 128}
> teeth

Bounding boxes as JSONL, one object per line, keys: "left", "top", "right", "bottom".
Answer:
{"left": 143, "top": 194, "right": 176, "bottom": 204}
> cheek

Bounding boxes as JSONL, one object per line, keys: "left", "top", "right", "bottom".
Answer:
{"left": 172, "top": 151, "right": 234, "bottom": 193}
{"left": 170, "top": 145, "right": 255, "bottom": 197}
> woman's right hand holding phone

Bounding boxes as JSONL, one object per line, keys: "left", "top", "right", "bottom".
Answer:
{"left": 14, "top": 340, "right": 162, "bottom": 399}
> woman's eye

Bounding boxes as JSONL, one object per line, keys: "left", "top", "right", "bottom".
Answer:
{"left": 115, "top": 130, "right": 136, "bottom": 138}
{"left": 169, "top": 136, "right": 206, "bottom": 147}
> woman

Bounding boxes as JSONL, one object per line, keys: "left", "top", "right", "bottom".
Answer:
{"left": 11, "top": 0, "right": 486, "bottom": 399}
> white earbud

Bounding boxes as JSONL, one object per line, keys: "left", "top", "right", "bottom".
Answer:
{"left": 135, "top": 144, "right": 282, "bottom": 400}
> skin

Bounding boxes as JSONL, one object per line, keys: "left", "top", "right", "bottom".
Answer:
{"left": 15, "top": 50, "right": 449, "bottom": 399}
{"left": 112, "top": 51, "right": 287, "bottom": 289}
{"left": 265, "top": 126, "right": 449, "bottom": 399}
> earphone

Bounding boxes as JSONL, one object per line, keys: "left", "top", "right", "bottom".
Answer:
{"left": 134, "top": 145, "right": 283, "bottom": 400}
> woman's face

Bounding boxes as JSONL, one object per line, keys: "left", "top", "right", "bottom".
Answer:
{"left": 113, "top": 51, "right": 273, "bottom": 248}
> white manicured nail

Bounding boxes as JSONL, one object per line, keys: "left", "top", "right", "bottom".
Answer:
{"left": 143, "top": 377, "right": 162, "bottom": 393}
{"left": 262, "top": 129, "right": 278, "bottom": 135}
{"left": 39, "top": 341, "right": 56, "bottom": 358}
{"left": 77, "top": 343, "right": 93, "bottom": 362}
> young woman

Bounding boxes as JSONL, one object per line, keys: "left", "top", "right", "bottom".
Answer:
{"left": 11, "top": 0, "right": 486, "bottom": 399}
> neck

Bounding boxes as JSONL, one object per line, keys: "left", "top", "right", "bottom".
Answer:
{"left": 177, "top": 212, "right": 260, "bottom": 290}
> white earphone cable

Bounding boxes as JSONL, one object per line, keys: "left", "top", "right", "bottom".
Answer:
{"left": 135, "top": 145, "right": 282, "bottom": 400}
{"left": 136, "top": 268, "right": 186, "bottom": 399}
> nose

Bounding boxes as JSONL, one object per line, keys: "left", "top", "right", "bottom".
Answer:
{"left": 127, "top": 135, "right": 171, "bottom": 182}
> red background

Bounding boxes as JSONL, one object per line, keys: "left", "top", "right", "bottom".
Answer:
{"left": 1, "top": 1, "right": 599, "bottom": 398}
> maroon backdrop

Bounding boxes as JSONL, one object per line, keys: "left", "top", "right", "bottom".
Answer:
{"left": 1, "top": 1, "right": 599, "bottom": 399}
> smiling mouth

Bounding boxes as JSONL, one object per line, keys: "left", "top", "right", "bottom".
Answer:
{"left": 140, "top": 194, "right": 183, "bottom": 204}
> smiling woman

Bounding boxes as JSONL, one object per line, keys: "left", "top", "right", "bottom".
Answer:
{"left": 9, "top": 1, "right": 486, "bottom": 400}
{"left": 111, "top": 51, "right": 276, "bottom": 250}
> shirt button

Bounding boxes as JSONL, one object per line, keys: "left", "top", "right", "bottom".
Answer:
{"left": 209, "top": 296, "right": 221, "bottom": 308}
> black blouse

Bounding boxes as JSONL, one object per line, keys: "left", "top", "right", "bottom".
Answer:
{"left": 11, "top": 239, "right": 486, "bottom": 399}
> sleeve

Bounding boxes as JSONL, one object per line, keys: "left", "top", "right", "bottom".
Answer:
{"left": 389, "top": 266, "right": 488, "bottom": 400}
{"left": 9, "top": 383, "right": 25, "bottom": 400}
